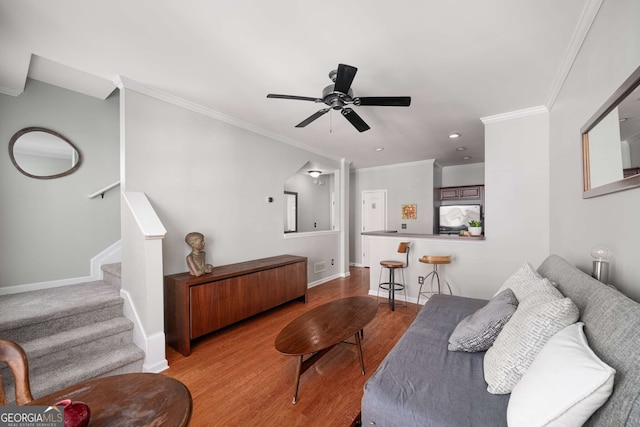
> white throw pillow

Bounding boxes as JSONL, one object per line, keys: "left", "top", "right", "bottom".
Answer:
{"left": 507, "top": 322, "right": 615, "bottom": 427}
{"left": 484, "top": 288, "right": 579, "bottom": 394}
{"left": 492, "top": 262, "right": 545, "bottom": 301}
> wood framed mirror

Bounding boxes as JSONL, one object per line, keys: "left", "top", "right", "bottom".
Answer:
{"left": 582, "top": 65, "right": 640, "bottom": 198}
{"left": 9, "top": 127, "right": 82, "bottom": 179}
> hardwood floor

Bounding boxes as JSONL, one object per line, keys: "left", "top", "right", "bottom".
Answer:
{"left": 163, "top": 267, "right": 418, "bottom": 427}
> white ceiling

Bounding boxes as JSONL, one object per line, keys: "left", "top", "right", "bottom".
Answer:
{"left": 0, "top": 0, "right": 596, "bottom": 169}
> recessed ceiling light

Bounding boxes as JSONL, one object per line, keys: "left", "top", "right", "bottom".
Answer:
{"left": 456, "top": 147, "right": 466, "bottom": 151}
{"left": 449, "top": 133, "right": 461, "bottom": 139}
{"left": 619, "top": 117, "right": 628, "bottom": 122}
{"left": 463, "top": 156, "right": 472, "bottom": 160}
{"left": 375, "top": 147, "right": 384, "bottom": 152}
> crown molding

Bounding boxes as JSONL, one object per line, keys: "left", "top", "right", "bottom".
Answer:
{"left": 545, "top": 0, "right": 604, "bottom": 109}
{"left": 113, "top": 75, "right": 339, "bottom": 162}
{"left": 481, "top": 0, "right": 603, "bottom": 124}
{"left": 0, "top": 84, "right": 23, "bottom": 97}
{"left": 480, "top": 105, "right": 548, "bottom": 124}
{"left": 354, "top": 158, "right": 435, "bottom": 173}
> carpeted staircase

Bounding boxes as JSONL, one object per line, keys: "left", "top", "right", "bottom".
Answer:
{"left": 0, "top": 263, "right": 145, "bottom": 404}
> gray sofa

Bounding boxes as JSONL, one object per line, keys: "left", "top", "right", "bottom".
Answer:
{"left": 361, "top": 254, "right": 640, "bottom": 426}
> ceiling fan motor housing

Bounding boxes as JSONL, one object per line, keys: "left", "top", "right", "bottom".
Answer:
{"left": 322, "top": 84, "right": 353, "bottom": 110}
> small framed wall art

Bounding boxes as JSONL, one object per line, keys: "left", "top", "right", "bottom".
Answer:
{"left": 401, "top": 204, "right": 417, "bottom": 219}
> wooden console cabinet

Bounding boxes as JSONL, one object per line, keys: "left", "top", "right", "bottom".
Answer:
{"left": 164, "top": 255, "right": 307, "bottom": 356}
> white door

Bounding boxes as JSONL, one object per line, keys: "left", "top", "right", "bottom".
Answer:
{"left": 361, "top": 190, "right": 387, "bottom": 267}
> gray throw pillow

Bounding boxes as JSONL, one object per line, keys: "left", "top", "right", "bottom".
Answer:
{"left": 448, "top": 288, "right": 519, "bottom": 352}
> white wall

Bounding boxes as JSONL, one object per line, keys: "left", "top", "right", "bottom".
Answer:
{"left": 482, "top": 110, "right": 551, "bottom": 283}
{"left": 350, "top": 160, "right": 435, "bottom": 265}
{"left": 0, "top": 79, "right": 120, "bottom": 289}
{"left": 549, "top": 0, "right": 640, "bottom": 301}
{"left": 441, "top": 163, "right": 485, "bottom": 187}
{"left": 120, "top": 88, "right": 345, "bottom": 285}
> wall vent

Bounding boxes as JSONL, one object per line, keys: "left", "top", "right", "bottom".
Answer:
{"left": 314, "top": 262, "right": 326, "bottom": 273}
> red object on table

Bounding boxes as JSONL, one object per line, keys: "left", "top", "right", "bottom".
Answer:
{"left": 55, "top": 399, "right": 90, "bottom": 427}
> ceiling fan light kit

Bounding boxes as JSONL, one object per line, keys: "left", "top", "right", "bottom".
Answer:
{"left": 267, "top": 64, "right": 411, "bottom": 132}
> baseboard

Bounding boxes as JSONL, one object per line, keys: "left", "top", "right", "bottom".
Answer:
{"left": 308, "top": 273, "right": 342, "bottom": 288}
{"left": 0, "top": 240, "right": 122, "bottom": 295}
{"left": 92, "top": 240, "right": 122, "bottom": 279}
{"left": 120, "top": 289, "right": 168, "bottom": 373}
{"left": 368, "top": 289, "right": 424, "bottom": 306}
{"left": 0, "top": 274, "right": 97, "bottom": 295}
{"left": 143, "top": 332, "right": 169, "bottom": 373}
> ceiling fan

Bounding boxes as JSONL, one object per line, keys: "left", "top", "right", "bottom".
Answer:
{"left": 267, "top": 64, "right": 411, "bottom": 132}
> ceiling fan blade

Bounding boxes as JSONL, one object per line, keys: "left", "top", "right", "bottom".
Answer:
{"left": 341, "top": 108, "right": 370, "bottom": 132}
{"left": 356, "top": 96, "right": 411, "bottom": 107}
{"left": 267, "top": 94, "right": 322, "bottom": 102}
{"left": 295, "top": 108, "right": 331, "bottom": 128}
{"left": 334, "top": 64, "right": 358, "bottom": 94}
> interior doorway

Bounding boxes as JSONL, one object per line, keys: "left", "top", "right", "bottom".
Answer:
{"left": 361, "top": 190, "right": 387, "bottom": 267}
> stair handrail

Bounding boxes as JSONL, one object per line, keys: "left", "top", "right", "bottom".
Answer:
{"left": 88, "top": 181, "right": 121, "bottom": 199}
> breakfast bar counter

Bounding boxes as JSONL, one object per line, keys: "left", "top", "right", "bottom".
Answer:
{"left": 363, "top": 231, "right": 489, "bottom": 304}
{"left": 362, "top": 231, "right": 484, "bottom": 240}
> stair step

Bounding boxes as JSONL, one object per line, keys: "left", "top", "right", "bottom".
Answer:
{"left": 0, "top": 281, "right": 123, "bottom": 342}
{"left": 101, "top": 263, "right": 122, "bottom": 290}
{"left": 22, "top": 317, "right": 135, "bottom": 364}
{"left": 4, "top": 344, "right": 145, "bottom": 402}
{"left": 32, "top": 343, "right": 145, "bottom": 397}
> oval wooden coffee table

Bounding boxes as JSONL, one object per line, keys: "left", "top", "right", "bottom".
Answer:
{"left": 28, "top": 373, "right": 192, "bottom": 426}
{"left": 275, "top": 296, "right": 378, "bottom": 403}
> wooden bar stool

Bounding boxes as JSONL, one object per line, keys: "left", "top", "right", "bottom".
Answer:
{"left": 378, "top": 242, "right": 410, "bottom": 311}
{"left": 417, "top": 255, "right": 452, "bottom": 309}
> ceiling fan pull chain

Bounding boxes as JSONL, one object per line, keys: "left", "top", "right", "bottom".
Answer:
{"left": 330, "top": 109, "right": 333, "bottom": 133}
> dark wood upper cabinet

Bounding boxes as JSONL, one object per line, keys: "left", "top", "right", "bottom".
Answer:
{"left": 439, "top": 185, "right": 483, "bottom": 201}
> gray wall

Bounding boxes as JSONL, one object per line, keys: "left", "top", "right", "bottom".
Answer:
{"left": 0, "top": 79, "right": 120, "bottom": 288}
{"left": 350, "top": 160, "right": 435, "bottom": 265}
{"left": 121, "top": 89, "right": 344, "bottom": 283}
{"left": 441, "top": 163, "right": 485, "bottom": 187}
{"left": 549, "top": 0, "right": 640, "bottom": 300}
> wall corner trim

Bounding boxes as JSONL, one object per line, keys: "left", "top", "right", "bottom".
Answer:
{"left": 544, "top": 0, "right": 604, "bottom": 109}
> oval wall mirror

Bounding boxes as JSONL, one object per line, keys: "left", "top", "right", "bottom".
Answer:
{"left": 582, "top": 65, "right": 640, "bottom": 198}
{"left": 9, "top": 127, "right": 82, "bottom": 179}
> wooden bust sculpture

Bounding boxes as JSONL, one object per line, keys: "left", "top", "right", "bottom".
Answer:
{"left": 185, "top": 232, "right": 213, "bottom": 277}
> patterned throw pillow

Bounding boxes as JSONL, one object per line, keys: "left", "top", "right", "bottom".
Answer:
{"left": 483, "top": 287, "right": 579, "bottom": 394}
{"left": 492, "top": 262, "right": 546, "bottom": 301}
{"left": 448, "top": 288, "right": 519, "bottom": 352}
